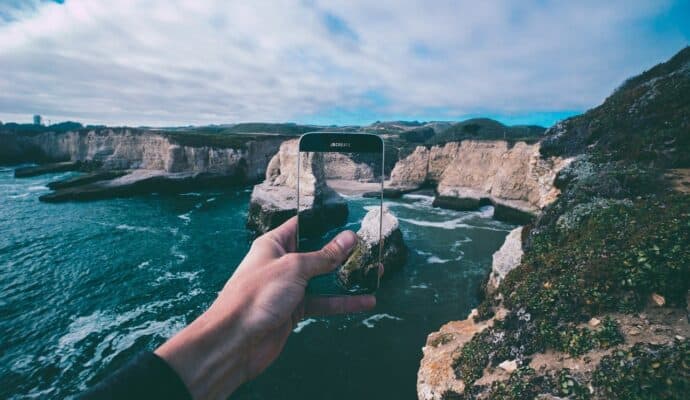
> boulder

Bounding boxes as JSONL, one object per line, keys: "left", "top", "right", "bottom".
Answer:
{"left": 337, "top": 206, "right": 407, "bottom": 290}
{"left": 246, "top": 139, "right": 348, "bottom": 234}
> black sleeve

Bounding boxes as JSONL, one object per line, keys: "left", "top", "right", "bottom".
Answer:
{"left": 80, "top": 351, "right": 192, "bottom": 400}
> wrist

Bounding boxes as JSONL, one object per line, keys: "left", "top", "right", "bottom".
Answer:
{"left": 155, "top": 305, "right": 249, "bottom": 399}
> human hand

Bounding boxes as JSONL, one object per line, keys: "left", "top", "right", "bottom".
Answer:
{"left": 154, "top": 217, "right": 376, "bottom": 399}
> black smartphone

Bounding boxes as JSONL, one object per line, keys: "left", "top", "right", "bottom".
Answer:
{"left": 297, "top": 132, "right": 384, "bottom": 295}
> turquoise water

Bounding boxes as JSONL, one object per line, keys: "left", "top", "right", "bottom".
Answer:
{"left": 0, "top": 166, "right": 515, "bottom": 399}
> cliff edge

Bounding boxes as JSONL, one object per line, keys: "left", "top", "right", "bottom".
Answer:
{"left": 418, "top": 47, "right": 690, "bottom": 399}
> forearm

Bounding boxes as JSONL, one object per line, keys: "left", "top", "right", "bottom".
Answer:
{"left": 155, "top": 307, "right": 249, "bottom": 400}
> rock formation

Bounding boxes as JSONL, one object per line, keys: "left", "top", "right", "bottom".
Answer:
{"left": 387, "top": 140, "right": 571, "bottom": 223}
{"left": 338, "top": 206, "right": 407, "bottom": 291}
{"left": 417, "top": 47, "right": 690, "bottom": 400}
{"left": 323, "top": 152, "right": 375, "bottom": 181}
{"left": 486, "top": 227, "right": 523, "bottom": 294}
{"left": 246, "top": 139, "right": 348, "bottom": 234}
{"left": 3, "top": 128, "right": 285, "bottom": 202}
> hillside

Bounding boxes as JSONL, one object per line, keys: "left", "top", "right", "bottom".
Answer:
{"left": 419, "top": 47, "right": 690, "bottom": 399}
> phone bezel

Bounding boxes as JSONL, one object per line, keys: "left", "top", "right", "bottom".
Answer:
{"left": 297, "top": 132, "right": 385, "bottom": 294}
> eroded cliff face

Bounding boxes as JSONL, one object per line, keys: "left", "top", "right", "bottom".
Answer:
{"left": 246, "top": 139, "right": 348, "bottom": 234}
{"left": 7, "top": 128, "right": 286, "bottom": 202}
{"left": 17, "top": 129, "right": 278, "bottom": 181}
{"left": 388, "top": 140, "right": 571, "bottom": 216}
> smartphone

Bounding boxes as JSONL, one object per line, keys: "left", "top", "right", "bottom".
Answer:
{"left": 297, "top": 132, "right": 384, "bottom": 295}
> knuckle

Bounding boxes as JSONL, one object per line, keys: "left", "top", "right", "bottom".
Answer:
{"left": 321, "top": 244, "right": 341, "bottom": 264}
{"left": 251, "top": 234, "right": 269, "bottom": 249}
{"left": 281, "top": 252, "right": 301, "bottom": 266}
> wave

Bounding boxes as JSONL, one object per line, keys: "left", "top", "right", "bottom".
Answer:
{"left": 177, "top": 212, "right": 192, "bottom": 223}
{"left": 83, "top": 315, "right": 187, "bottom": 373}
{"left": 427, "top": 256, "right": 451, "bottom": 264}
{"left": 27, "top": 185, "right": 48, "bottom": 192}
{"left": 410, "top": 283, "right": 429, "bottom": 289}
{"left": 179, "top": 192, "right": 202, "bottom": 197}
{"left": 116, "top": 224, "right": 156, "bottom": 233}
{"left": 155, "top": 270, "right": 199, "bottom": 284}
{"left": 399, "top": 216, "right": 510, "bottom": 232}
{"left": 293, "top": 318, "right": 318, "bottom": 333}
{"left": 362, "top": 313, "right": 402, "bottom": 328}
{"left": 478, "top": 205, "right": 494, "bottom": 218}
{"left": 170, "top": 245, "right": 188, "bottom": 263}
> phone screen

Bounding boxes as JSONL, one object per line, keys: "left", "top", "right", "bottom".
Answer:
{"left": 297, "top": 133, "right": 384, "bottom": 295}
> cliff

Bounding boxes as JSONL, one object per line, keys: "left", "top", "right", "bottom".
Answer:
{"left": 246, "top": 139, "right": 348, "bottom": 234}
{"left": 2, "top": 128, "right": 286, "bottom": 201}
{"left": 417, "top": 46, "right": 690, "bottom": 399}
{"left": 388, "top": 140, "right": 570, "bottom": 222}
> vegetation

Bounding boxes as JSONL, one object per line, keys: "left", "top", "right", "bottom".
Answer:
{"left": 593, "top": 340, "right": 690, "bottom": 399}
{"left": 541, "top": 46, "right": 690, "bottom": 168}
{"left": 428, "top": 118, "right": 545, "bottom": 145}
{"left": 450, "top": 46, "right": 690, "bottom": 398}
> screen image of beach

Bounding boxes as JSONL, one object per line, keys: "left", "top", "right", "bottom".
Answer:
{"left": 297, "top": 150, "right": 383, "bottom": 295}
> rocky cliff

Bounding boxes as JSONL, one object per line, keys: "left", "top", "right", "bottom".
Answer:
{"left": 388, "top": 140, "right": 570, "bottom": 222}
{"left": 417, "top": 47, "right": 690, "bottom": 400}
{"left": 2, "top": 128, "right": 286, "bottom": 201}
{"left": 246, "top": 139, "right": 348, "bottom": 234}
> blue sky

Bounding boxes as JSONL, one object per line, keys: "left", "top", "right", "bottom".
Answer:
{"left": 0, "top": 0, "right": 687, "bottom": 128}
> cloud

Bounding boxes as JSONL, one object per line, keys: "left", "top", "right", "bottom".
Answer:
{"left": 0, "top": 0, "right": 686, "bottom": 126}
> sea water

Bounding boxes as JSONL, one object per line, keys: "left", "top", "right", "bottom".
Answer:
{"left": 0, "top": 167, "right": 515, "bottom": 399}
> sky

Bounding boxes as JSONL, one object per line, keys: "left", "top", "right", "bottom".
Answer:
{"left": 0, "top": 0, "right": 688, "bottom": 128}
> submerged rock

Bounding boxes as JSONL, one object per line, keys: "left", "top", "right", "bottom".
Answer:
{"left": 246, "top": 139, "right": 348, "bottom": 234}
{"left": 39, "top": 169, "right": 245, "bottom": 202}
{"left": 14, "top": 161, "right": 85, "bottom": 178}
{"left": 337, "top": 206, "right": 407, "bottom": 290}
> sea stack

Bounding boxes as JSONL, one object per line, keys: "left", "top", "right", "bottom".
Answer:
{"left": 246, "top": 139, "right": 348, "bottom": 234}
{"left": 338, "top": 206, "right": 407, "bottom": 288}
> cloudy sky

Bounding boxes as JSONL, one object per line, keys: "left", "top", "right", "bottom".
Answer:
{"left": 0, "top": 0, "right": 687, "bottom": 127}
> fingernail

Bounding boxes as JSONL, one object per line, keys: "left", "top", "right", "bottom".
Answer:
{"left": 335, "top": 231, "right": 357, "bottom": 252}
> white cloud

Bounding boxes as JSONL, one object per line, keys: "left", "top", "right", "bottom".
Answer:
{"left": 0, "top": 0, "right": 685, "bottom": 126}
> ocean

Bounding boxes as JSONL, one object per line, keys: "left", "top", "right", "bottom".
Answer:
{"left": 0, "top": 166, "right": 515, "bottom": 399}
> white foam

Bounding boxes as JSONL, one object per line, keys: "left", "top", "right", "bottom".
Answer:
{"left": 362, "top": 313, "right": 402, "bottom": 328}
{"left": 410, "top": 283, "right": 429, "bottom": 289}
{"left": 399, "top": 216, "right": 509, "bottom": 232}
{"left": 478, "top": 205, "right": 495, "bottom": 218}
{"left": 170, "top": 245, "right": 188, "bottom": 263}
{"left": 27, "top": 185, "right": 48, "bottom": 192}
{"left": 427, "top": 256, "right": 451, "bottom": 264}
{"left": 177, "top": 212, "right": 191, "bottom": 223}
{"left": 155, "top": 270, "right": 199, "bottom": 283}
{"left": 402, "top": 193, "right": 435, "bottom": 204}
{"left": 179, "top": 192, "right": 202, "bottom": 197}
{"left": 137, "top": 260, "right": 151, "bottom": 269}
{"left": 293, "top": 318, "right": 318, "bottom": 333}
{"left": 116, "top": 224, "right": 155, "bottom": 233}
{"left": 206, "top": 197, "right": 216, "bottom": 203}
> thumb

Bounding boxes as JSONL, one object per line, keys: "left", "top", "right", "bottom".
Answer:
{"left": 298, "top": 230, "right": 357, "bottom": 279}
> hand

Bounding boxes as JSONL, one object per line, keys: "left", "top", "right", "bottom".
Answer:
{"left": 154, "top": 217, "right": 376, "bottom": 399}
